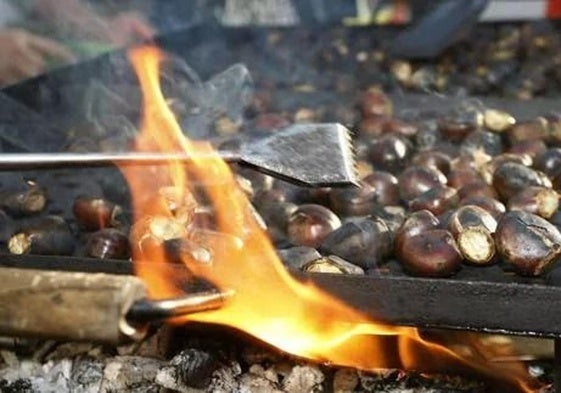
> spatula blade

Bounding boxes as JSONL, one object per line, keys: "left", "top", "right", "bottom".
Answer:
{"left": 239, "top": 123, "right": 357, "bottom": 187}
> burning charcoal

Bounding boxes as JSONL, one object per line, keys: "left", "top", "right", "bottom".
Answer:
{"left": 8, "top": 216, "right": 75, "bottom": 256}
{"left": 0, "top": 181, "right": 46, "bottom": 217}
{"left": 398, "top": 166, "right": 447, "bottom": 202}
{"left": 282, "top": 365, "right": 324, "bottom": 393}
{"left": 86, "top": 228, "right": 130, "bottom": 260}
{"left": 329, "top": 183, "right": 378, "bottom": 217}
{"left": 303, "top": 255, "right": 364, "bottom": 275}
{"left": 358, "top": 88, "right": 392, "bottom": 118}
{"left": 492, "top": 162, "right": 550, "bottom": 201}
{"left": 495, "top": 210, "right": 561, "bottom": 276}
{"left": 534, "top": 147, "right": 561, "bottom": 179}
{"left": 409, "top": 186, "right": 459, "bottom": 216}
{"left": 362, "top": 171, "right": 400, "bottom": 206}
{"left": 165, "top": 348, "right": 221, "bottom": 389}
{"left": 460, "top": 130, "right": 503, "bottom": 157}
{"left": 319, "top": 217, "right": 392, "bottom": 269}
{"left": 399, "top": 230, "right": 463, "bottom": 277}
{"left": 369, "top": 134, "right": 412, "bottom": 174}
{"left": 277, "top": 247, "right": 322, "bottom": 270}
{"left": 286, "top": 204, "right": 341, "bottom": 248}
{"left": 507, "top": 186, "right": 559, "bottom": 219}
{"left": 411, "top": 150, "right": 452, "bottom": 176}
{"left": 395, "top": 209, "right": 440, "bottom": 250}
{"left": 448, "top": 205, "right": 497, "bottom": 265}
{"left": 72, "top": 196, "right": 123, "bottom": 231}
{"left": 459, "top": 195, "right": 506, "bottom": 220}
{"left": 483, "top": 108, "right": 516, "bottom": 132}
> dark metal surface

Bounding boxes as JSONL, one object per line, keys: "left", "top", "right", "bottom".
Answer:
{"left": 5, "top": 254, "right": 561, "bottom": 337}
{"left": 302, "top": 272, "right": 561, "bottom": 338}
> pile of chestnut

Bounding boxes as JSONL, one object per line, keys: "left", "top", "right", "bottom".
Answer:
{"left": 250, "top": 88, "right": 561, "bottom": 278}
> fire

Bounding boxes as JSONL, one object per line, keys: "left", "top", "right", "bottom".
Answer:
{"left": 122, "top": 46, "right": 541, "bottom": 392}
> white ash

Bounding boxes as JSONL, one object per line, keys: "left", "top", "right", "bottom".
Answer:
{"left": 282, "top": 365, "right": 324, "bottom": 393}
{"left": 99, "top": 356, "right": 163, "bottom": 393}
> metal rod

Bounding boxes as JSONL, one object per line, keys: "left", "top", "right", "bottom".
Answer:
{"left": 127, "top": 290, "right": 232, "bottom": 323}
{"left": 555, "top": 338, "right": 561, "bottom": 393}
{"left": 0, "top": 151, "right": 238, "bottom": 169}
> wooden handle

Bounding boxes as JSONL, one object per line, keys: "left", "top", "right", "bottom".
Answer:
{"left": 0, "top": 267, "right": 147, "bottom": 343}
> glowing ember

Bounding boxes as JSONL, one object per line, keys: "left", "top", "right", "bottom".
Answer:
{"left": 121, "top": 46, "right": 541, "bottom": 392}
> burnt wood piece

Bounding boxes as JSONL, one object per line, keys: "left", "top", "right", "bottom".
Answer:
{"left": 3, "top": 254, "right": 561, "bottom": 337}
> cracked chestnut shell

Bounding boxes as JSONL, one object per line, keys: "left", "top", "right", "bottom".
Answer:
{"left": 86, "top": 228, "right": 130, "bottom": 260}
{"left": 8, "top": 216, "right": 75, "bottom": 256}
{"left": 507, "top": 186, "right": 559, "bottom": 219}
{"left": 495, "top": 211, "right": 561, "bottom": 276}
{"left": 492, "top": 162, "right": 550, "bottom": 201}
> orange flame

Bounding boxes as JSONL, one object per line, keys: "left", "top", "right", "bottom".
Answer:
{"left": 122, "top": 46, "right": 540, "bottom": 392}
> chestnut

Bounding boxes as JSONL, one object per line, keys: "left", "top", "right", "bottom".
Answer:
{"left": 447, "top": 205, "right": 497, "bottom": 265}
{"left": 398, "top": 229, "right": 462, "bottom": 277}
{"left": 0, "top": 180, "right": 46, "bottom": 217}
{"left": 479, "top": 153, "right": 532, "bottom": 185}
{"left": 383, "top": 118, "right": 418, "bottom": 137}
{"left": 457, "top": 180, "right": 498, "bottom": 200}
{"left": 492, "top": 162, "right": 550, "bottom": 201}
{"left": 534, "top": 147, "right": 561, "bottom": 179}
{"left": 73, "top": 196, "right": 123, "bottom": 231}
{"left": 495, "top": 211, "right": 561, "bottom": 276}
{"left": 459, "top": 195, "right": 506, "bottom": 220}
{"left": 395, "top": 209, "right": 440, "bottom": 250}
{"left": 447, "top": 169, "right": 482, "bottom": 190}
{"left": 369, "top": 134, "right": 412, "bottom": 174}
{"left": 507, "top": 139, "right": 546, "bottom": 158}
{"left": 362, "top": 171, "right": 400, "bottom": 206}
{"left": 506, "top": 117, "right": 548, "bottom": 145}
{"left": 303, "top": 255, "right": 364, "bottom": 275}
{"left": 398, "top": 166, "right": 447, "bottom": 202}
{"left": 483, "top": 108, "right": 515, "bottom": 132}
{"left": 319, "top": 217, "right": 392, "bottom": 269}
{"left": 86, "top": 228, "right": 130, "bottom": 260}
{"left": 329, "top": 183, "right": 377, "bottom": 217}
{"left": 507, "top": 186, "right": 559, "bottom": 219}
{"left": 8, "top": 216, "right": 75, "bottom": 256}
{"left": 286, "top": 204, "right": 341, "bottom": 248}
{"left": 409, "top": 186, "right": 459, "bottom": 216}
{"left": 411, "top": 150, "right": 452, "bottom": 175}
{"left": 460, "top": 130, "right": 503, "bottom": 157}
{"left": 358, "top": 88, "right": 392, "bottom": 118}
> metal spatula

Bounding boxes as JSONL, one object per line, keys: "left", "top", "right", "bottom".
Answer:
{"left": 0, "top": 123, "right": 357, "bottom": 187}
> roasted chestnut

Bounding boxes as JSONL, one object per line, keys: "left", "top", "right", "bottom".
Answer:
{"left": 492, "top": 162, "right": 550, "bottom": 201}
{"left": 0, "top": 180, "right": 46, "bottom": 217}
{"left": 286, "top": 204, "right": 341, "bottom": 248}
{"left": 369, "top": 134, "right": 412, "bottom": 174}
{"left": 395, "top": 209, "right": 440, "bottom": 250}
{"left": 409, "top": 186, "right": 459, "bottom": 216}
{"left": 507, "top": 186, "right": 559, "bottom": 219}
{"left": 362, "top": 171, "right": 400, "bottom": 206}
{"left": 398, "top": 229, "right": 463, "bottom": 277}
{"left": 8, "top": 216, "right": 75, "bottom": 256}
{"left": 86, "top": 228, "right": 130, "bottom": 260}
{"left": 447, "top": 205, "right": 497, "bottom": 265}
{"left": 398, "top": 166, "right": 447, "bottom": 202}
{"left": 319, "top": 217, "right": 392, "bottom": 269}
{"left": 496, "top": 211, "right": 561, "bottom": 276}
{"left": 73, "top": 196, "right": 123, "bottom": 230}
{"left": 359, "top": 88, "right": 392, "bottom": 118}
{"left": 459, "top": 195, "right": 506, "bottom": 220}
